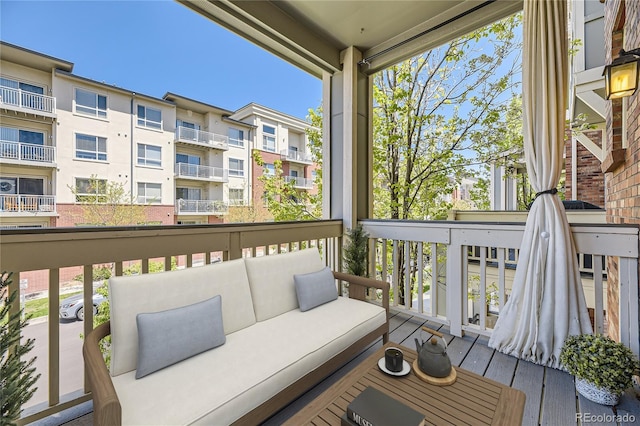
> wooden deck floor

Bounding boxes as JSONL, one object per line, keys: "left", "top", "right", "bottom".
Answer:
{"left": 42, "top": 310, "right": 640, "bottom": 426}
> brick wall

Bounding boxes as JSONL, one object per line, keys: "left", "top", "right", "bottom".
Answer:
{"left": 565, "top": 131, "right": 605, "bottom": 208}
{"left": 54, "top": 204, "right": 175, "bottom": 227}
{"left": 603, "top": 0, "right": 640, "bottom": 343}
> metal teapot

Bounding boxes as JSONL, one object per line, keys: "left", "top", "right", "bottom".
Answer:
{"left": 414, "top": 326, "right": 452, "bottom": 378}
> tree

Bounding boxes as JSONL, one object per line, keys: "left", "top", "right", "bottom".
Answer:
{"left": 1, "top": 272, "right": 40, "bottom": 423}
{"left": 373, "top": 13, "right": 523, "bottom": 304}
{"left": 68, "top": 175, "right": 148, "bottom": 226}
{"left": 256, "top": 106, "right": 323, "bottom": 221}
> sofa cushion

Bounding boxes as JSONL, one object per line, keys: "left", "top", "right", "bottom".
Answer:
{"left": 111, "top": 296, "right": 387, "bottom": 425}
{"left": 136, "top": 295, "right": 225, "bottom": 379}
{"left": 245, "top": 247, "right": 325, "bottom": 321}
{"left": 294, "top": 266, "right": 338, "bottom": 311}
{"left": 109, "top": 258, "right": 255, "bottom": 376}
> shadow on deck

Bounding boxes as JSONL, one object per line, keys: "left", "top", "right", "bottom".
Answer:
{"left": 33, "top": 311, "right": 640, "bottom": 426}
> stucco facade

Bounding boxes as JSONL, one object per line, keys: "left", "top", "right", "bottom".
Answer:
{"left": 0, "top": 42, "right": 317, "bottom": 228}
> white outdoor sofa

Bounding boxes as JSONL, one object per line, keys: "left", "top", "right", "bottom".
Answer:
{"left": 83, "top": 247, "right": 389, "bottom": 425}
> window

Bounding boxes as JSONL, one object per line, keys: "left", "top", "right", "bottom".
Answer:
{"left": 75, "top": 133, "right": 107, "bottom": 161}
{"left": 75, "top": 88, "right": 107, "bottom": 118}
{"left": 229, "top": 188, "right": 244, "bottom": 205}
{"left": 137, "top": 144, "right": 162, "bottom": 167}
{"left": 176, "top": 187, "right": 201, "bottom": 200}
{"left": 263, "top": 125, "right": 276, "bottom": 151}
{"left": 0, "top": 177, "right": 44, "bottom": 195}
{"left": 229, "top": 158, "right": 244, "bottom": 176}
{"left": 176, "top": 153, "right": 200, "bottom": 165}
{"left": 137, "top": 182, "right": 162, "bottom": 204}
{"left": 137, "top": 105, "right": 162, "bottom": 129}
{"left": 1, "top": 126, "right": 45, "bottom": 145}
{"left": 1, "top": 78, "right": 44, "bottom": 94}
{"left": 228, "top": 128, "right": 244, "bottom": 147}
{"left": 264, "top": 163, "right": 275, "bottom": 176}
{"left": 75, "top": 177, "right": 107, "bottom": 202}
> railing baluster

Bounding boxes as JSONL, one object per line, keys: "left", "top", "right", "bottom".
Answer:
{"left": 404, "top": 241, "right": 410, "bottom": 310}
{"left": 417, "top": 241, "right": 424, "bottom": 314}
{"left": 48, "top": 269, "right": 60, "bottom": 406}
{"left": 479, "top": 246, "right": 487, "bottom": 329}
{"left": 381, "top": 239, "right": 388, "bottom": 284}
{"left": 430, "top": 243, "right": 438, "bottom": 317}
{"left": 593, "top": 255, "right": 604, "bottom": 334}
{"left": 497, "top": 247, "right": 506, "bottom": 310}
{"left": 392, "top": 240, "right": 399, "bottom": 307}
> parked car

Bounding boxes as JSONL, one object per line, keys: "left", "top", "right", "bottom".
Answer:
{"left": 59, "top": 292, "right": 106, "bottom": 321}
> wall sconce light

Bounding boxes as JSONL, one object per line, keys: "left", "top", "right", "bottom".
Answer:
{"left": 603, "top": 48, "right": 640, "bottom": 99}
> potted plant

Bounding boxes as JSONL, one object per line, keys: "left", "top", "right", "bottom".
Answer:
{"left": 560, "top": 333, "right": 639, "bottom": 405}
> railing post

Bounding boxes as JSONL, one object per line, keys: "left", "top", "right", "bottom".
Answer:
{"left": 446, "top": 235, "right": 463, "bottom": 337}
{"left": 619, "top": 257, "right": 639, "bottom": 357}
{"left": 228, "top": 230, "right": 242, "bottom": 260}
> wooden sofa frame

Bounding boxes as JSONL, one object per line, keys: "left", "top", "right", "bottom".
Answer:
{"left": 83, "top": 271, "right": 390, "bottom": 426}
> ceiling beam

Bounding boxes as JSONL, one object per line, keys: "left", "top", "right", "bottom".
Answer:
{"left": 177, "top": 0, "right": 341, "bottom": 78}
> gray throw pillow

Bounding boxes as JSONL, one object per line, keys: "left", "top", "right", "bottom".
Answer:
{"left": 294, "top": 266, "right": 338, "bottom": 312}
{"left": 135, "top": 295, "right": 225, "bottom": 379}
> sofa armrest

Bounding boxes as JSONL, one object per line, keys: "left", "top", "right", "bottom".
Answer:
{"left": 82, "top": 321, "right": 122, "bottom": 426}
{"left": 332, "top": 271, "right": 390, "bottom": 314}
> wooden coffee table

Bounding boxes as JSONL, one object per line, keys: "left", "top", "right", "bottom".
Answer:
{"left": 284, "top": 342, "right": 525, "bottom": 426}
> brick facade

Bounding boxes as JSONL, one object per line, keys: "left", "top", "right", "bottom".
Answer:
{"left": 603, "top": 0, "right": 640, "bottom": 343}
{"left": 565, "top": 130, "right": 606, "bottom": 208}
{"left": 54, "top": 204, "right": 175, "bottom": 227}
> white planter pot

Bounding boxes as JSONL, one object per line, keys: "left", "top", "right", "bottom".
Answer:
{"left": 575, "top": 377, "right": 620, "bottom": 406}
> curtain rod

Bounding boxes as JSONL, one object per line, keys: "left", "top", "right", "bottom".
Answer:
{"left": 359, "top": 0, "right": 497, "bottom": 66}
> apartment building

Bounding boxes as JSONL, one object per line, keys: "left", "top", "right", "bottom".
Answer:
{"left": 0, "top": 41, "right": 316, "bottom": 228}
{"left": 163, "top": 93, "right": 254, "bottom": 224}
{"left": 231, "top": 103, "right": 317, "bottom": 218}
{"left": 0, "top": 43, "right": 69, "bottom": 228}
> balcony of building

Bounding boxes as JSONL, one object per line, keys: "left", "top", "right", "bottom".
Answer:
{"left": 0, "top": 141, "right": 56, "bottom": 167}
{"left": 280, "top": 148, "right": 313, "bottom": 164}
{"left": 175, "top": 198, "right": 229, "bottom": 215}
{"left": 174, "top": 162, "right": 228, "bottom": 183}
{"left": 284, "top": 175, "right": 313, "bottom": 189}
{"left": 0, "top": 86, "right": 56, "bottom": 119}
{"left": 0, "top": 194, "right": 56, "bottom": 216}
{"left": 174, "top": 126, "right": 229, "bottom": 151}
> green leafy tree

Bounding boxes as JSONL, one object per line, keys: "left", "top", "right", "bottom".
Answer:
{"left": 1, "top": 272, "right": 40, "bottom": 423}
{"left": 68, "top": 175, "right": 148, "bottom": 226}
{"left": 256, "top": 106, "right": 323, "bottom": 221}
{"left": 373, "top": 13, "right": 523, "bottom": 304}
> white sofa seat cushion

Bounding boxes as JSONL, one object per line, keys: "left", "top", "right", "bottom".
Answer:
{"left": 109, "top": 258, "right": 255, "bottom": 376}
{"left": 245, "top": 247, "right": 325, "bottom": 321}
{"left": 111, "top": 297, "right": 386, "bottom": 425}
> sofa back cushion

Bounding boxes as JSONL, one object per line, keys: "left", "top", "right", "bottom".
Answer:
{"left": 244, "top": 247, "right": 325, "bottom": 321}
{"left": 109, "top": 258, "right": 255, "bottom": 376}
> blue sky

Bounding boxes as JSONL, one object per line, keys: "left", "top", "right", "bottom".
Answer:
{"left": 0, "top": 0, "right": 323, "bottom": 120}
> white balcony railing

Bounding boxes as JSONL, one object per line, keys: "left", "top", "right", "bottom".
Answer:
{"left": 0, "top": 194, "right": 56, "bottom": 213}
{"left": 175, "top": 163, "right": 228, "bottom": 182}
{"left": 0, "top": 141, "right": 56, "bottom": 164}
{"left": 0, "top": 87, "right": 56, "bottom": 115}
{"left": 176, "top": 199, "right": 229, "bottom": 215}
{"left": 284, "top": 175, "right": 313, "bottom": 188}
{"left": 280, "top": 148, "right": 312, "bottom": 163}
{"left": 175, "top": 127, "right": 228, "bottom": 150}
{"left": 360, "top": 219, "right": 639, "bottom": 357}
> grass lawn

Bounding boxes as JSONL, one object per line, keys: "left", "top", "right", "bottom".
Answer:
{"left": 25, "top": 291, "right": 82, "bottom": 319}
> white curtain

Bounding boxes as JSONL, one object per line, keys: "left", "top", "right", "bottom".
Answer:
{"left": 488, "top": 0, "right": 592, "bottom": 369}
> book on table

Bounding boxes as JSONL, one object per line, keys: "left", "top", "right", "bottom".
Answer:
{"left": 345, "top": 386, "right": 425, "bottom": 426}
